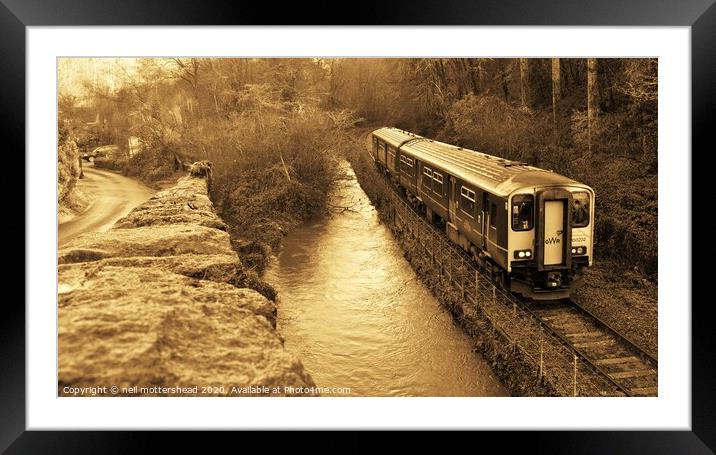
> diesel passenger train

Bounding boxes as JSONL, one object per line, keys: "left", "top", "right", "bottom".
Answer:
{"left": 371, "top": 127, "right": 595, "bottom": 300}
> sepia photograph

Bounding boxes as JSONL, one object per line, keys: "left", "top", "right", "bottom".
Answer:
{"left": 2, "top": 0, "right": 707, "bottom": 445}
{"left": 56, "top": 56, "right": 658, "bottom": 398}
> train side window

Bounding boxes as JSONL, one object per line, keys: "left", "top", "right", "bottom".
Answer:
{"left": 432, "top": 172, "right": 443, "bottom": 195}
{"left": 490, "top": 201, "right": 497, "bottom": 227}
{"left": 511, "top": 194, "right": 534, "bottom": 231}
{"left": 460, "top": 186, "right": 476, "bottom": 217}
{"left": 571, "top": 192, "right": 590, "bottom": 227}
{"left": 423, "top": 167, "right": 433, "bottom": 189}
{"left": 404, "top": 157, "right": 414, "bottom": 176}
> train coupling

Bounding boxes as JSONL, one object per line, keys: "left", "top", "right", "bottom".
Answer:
{"left": 546, "top": 271, "right": 563, "bottom": 288}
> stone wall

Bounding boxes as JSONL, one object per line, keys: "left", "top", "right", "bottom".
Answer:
{"left": 57, "top": 164, "right": 316, "bottom": 396}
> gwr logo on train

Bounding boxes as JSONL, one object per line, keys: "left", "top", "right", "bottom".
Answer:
{"left": 545, "top": 229, "right": 563, "bottom": 244}
{"left": 371, "top": 127, "right": 595, "bottom": 300}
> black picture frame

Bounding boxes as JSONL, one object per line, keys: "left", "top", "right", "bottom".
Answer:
{"left": 5, "top": 0, "right": 713, "bottom": 452}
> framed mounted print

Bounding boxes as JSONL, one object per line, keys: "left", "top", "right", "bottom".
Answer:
{"left": 6, "top": 0, "right": 714, "bottom": 451}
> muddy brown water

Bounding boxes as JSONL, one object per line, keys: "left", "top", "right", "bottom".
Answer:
{"left": 265, "top": 163, "right": 507, "bottom": 397}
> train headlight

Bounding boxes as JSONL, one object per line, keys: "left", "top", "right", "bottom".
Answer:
{"left": 571, "top": 246, "right": 587, "bottom": 255}
{"left": 514, "top": 250, "right": 532, "bottom": 260}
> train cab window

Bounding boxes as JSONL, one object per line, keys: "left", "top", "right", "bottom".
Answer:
{"left": 571, "top": 192, "right": 590, "bottom": 227}
{"left": 490, "top": 201, "right": 497, "bottom": 227}
{"left": 432, "top": 172, "right": 443, "bottom": 195}
{"left": 460, "top": 186, "right": 476, "bottom": 217}
{"left": 511, "top": 194, "right": 534, "bottom": 231}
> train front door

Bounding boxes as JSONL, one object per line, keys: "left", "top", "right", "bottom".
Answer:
{"left": 535, "top": 189, "right": 572, "bottom": 271}
{"left": 543, "top": 200, "right": 565, "bottom": 266}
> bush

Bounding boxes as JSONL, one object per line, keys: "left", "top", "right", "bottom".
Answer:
{"left": 100, "top": 81, "right": 356, "bottom": 271}
{"left": 182, "top": 85, "right": 359, "bottom": 256}
{"left": 124, "top": 146, "right": 179, "bottom": 182}
{"left": 58, "top": 121, "right": 81, "bottom": 204}
{"left": 94, "top": 154, "right": 129, "bottom": 171}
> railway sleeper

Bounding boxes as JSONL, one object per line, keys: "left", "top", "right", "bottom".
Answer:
{"left": 564, "top": 331, "right": 603, "bottom": 339}
{"left": 594, "top": 355, "right": 641, "bottom": 366}
{"left": 631, "top": 386, "right": 658, "bottom": 396}
{"left": 609, "top": 369, "right": 657, "bottom": 380}
{"left": 573, "top": 338, "right": 616, "bottom": 349}
{"left": 601, "top": 360, "right": 653, "bottom": 373}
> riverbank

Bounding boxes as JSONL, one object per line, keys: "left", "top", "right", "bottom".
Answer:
{"left": 58, "top": 162, "right": 316, "bottom": 396}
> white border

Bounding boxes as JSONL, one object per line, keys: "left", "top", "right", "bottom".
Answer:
{"left": 28, "top": 27, "right": 690, "bottom": 430}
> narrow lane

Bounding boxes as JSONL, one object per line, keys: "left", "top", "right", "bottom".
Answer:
{"left": 58, "top": 163, "right": 154, "bottom": 247}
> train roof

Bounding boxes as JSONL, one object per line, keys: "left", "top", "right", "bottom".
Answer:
{"left": 371, "top": 127, "right": 423, "bottom": 148}
{"left": 373, "top": 127, "right": 588, "bottom": 197}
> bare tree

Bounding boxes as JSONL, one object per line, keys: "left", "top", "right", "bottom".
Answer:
{"left": 499, "top": 60, "right": 511, "bottom": 101}
{"left": 587, "top": 58, "right": 599, "bottom": 154}
{"left": 519, "top": 58, "right": 529, "bottom": 107}
{"left": 169, "top": 58, "right": 201, "bottom": 92}
{"left": 551, "top": 58, "right": 561, "bottom": 143}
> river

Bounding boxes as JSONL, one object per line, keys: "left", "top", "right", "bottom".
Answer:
{"left": 265, "top": 163, "right": 507, "bottom": 397}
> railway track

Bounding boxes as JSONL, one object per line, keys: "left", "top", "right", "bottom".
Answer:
{"left": 363, "top": 145, "right": 658, "bottom": 396}
{"left": 521, "top": 300, "right": 657, "bottom": 396}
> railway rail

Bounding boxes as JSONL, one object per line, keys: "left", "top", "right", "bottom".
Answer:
{"left": 365, "top": 141, "right": 657, "bottom": 396}
{"left": 521, "top": 300, "right": 657, "bottom": 397}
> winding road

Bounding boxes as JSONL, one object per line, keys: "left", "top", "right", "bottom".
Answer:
{"left": 58, "top": 163, "right": 155, "bottom": 248}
